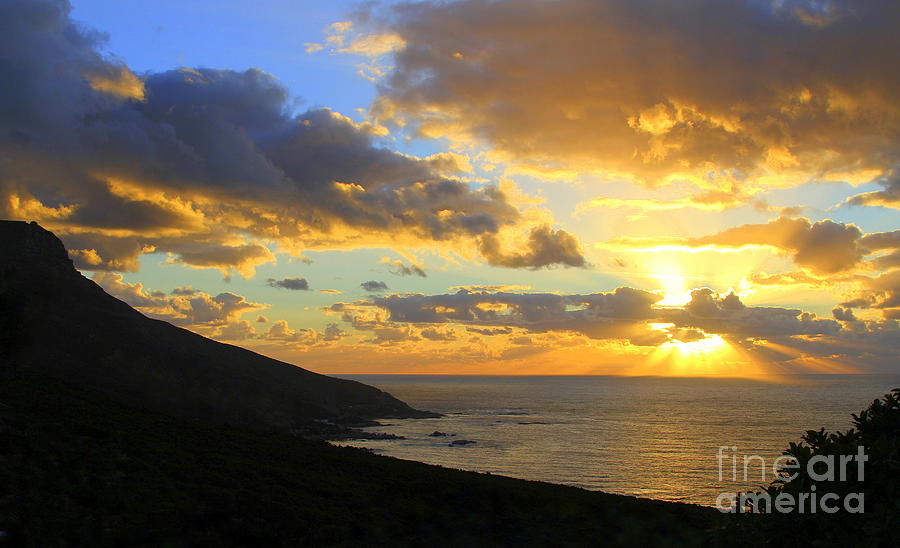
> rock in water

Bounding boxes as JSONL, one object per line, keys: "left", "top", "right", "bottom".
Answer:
{"left": 449, "top": 439, "right": 476, "bottom": 446}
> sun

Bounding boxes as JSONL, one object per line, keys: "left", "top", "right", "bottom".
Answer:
{"left": 662, "top": 333, "right": 727, "bottom": 355}
{"left": 640, "top": 253, "right": 694, "bottom": 307}
{"left": 641, "top": 323, "right": 763, "bottom": 376}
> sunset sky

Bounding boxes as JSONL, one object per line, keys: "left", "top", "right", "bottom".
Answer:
{"left": 3, "top": 0, "right": 898, "bottom": 376}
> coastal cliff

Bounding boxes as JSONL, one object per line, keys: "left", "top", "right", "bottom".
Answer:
{"left": 0, "top": 220, "right": 431, "bottom": 433}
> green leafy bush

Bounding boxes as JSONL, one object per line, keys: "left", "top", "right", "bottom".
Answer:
{"left": 729, "top": 389, "right": 899, "bottom": 547}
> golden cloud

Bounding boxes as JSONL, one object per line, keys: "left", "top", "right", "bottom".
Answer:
{"left": 361, "top": 0, "right": 899, "bottom": 194}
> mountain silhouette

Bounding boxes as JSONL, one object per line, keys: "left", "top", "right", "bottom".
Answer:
{"left": 0, "top": 220, "right": 430, "bottom": 432}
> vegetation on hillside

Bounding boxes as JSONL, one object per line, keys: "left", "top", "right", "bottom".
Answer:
{"left": 725, "top": 389, "right": 899, "bottom": 547}
{"left": 0, "top": 371, "right": 714, "bottom": 547}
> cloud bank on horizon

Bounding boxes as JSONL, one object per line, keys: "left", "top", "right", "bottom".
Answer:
{"left": 1, "top": 0, "right": 898, "bottom": 375}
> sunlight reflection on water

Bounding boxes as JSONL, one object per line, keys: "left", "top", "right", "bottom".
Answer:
{"left": 335, "top": 375, "right": 900, "bottom": 506}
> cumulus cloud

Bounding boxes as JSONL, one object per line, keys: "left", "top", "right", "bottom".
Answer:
{"left": 832, "top": 307, "right": 857, "bottom": 322}
{"left": 216, "top": 320, "right": 257, "bottom": 341}
{"left": 479, "top": 225, "right": 585, "bottom": 269}
{"left": 267, "top": 277, "right": 310, "bottom": 291}
{"left": 92, "top": 272, "right": 266, "bottom": 337}
{"left": 664, "top": 288, "right": 841, "bottom": 338}
{"left": 262, "top": 319, "right": 348, "bottom": 346}
{"left": 360, "top": 0, "right": 898, "bottom": 194}
{"left": 361, "top": 280, "right": 390, "bottom": 292}
{"left": 0, "top": 0, "right": 583, "bottom": 273}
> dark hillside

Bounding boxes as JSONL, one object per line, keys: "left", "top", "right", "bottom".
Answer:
{"left": 0, "top": 371, "right": 714, "bottom": 546}
{"left": 0, "top": 220, "right": 430, "bottom": 433}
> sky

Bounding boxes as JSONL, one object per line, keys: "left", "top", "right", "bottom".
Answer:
{"left": 2, "top": 0, "right": 899, "bottom": 376}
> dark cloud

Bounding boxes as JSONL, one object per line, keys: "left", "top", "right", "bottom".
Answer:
{"left": 386, "top": 260, "right": 426, "bottom": 277}
{"left": 361, "top": 280, "right": 390, "bottom": 292}
{"left": 64, "top": 233, "right": 147, "bottom": 272}
{"left": 377, "top": 287, "right": 659, "bottom": 323}
{"left": 0, "top": 0, "right": 583, "bottom": 272}
{"left": 693, "top": 217, "right": 864, "bottom": 274}
{"left": 363, "top": 287, "right": 663, "bottom": 346}
{"left": 420, "top": 327, "right": 457, "bottom": 341}
{"left": 840, "top": 270, "right": 900, "bottom": 319}
{"left": 267, "top": 277, "right": 310, "bottom": 291}
{"left": 832, "top": 307, "right": 857, "bottom": 322}
{"left": 466, "top": 327, "right": 513, "bottom": 336}
{"left": 329, "top": 286, "right": 854, "bottom": 346}
{"left": 479, "top": 225, "right": 585, "bottom": 269}
{"left": 171, "top": 286, "right": 198, "bottom": 296}
{"left": 170, "top": 242, "right": 275, "bottom": 279}
{"left": 323, "top": 322, "right": 347, "bottom": 341}
{"left": 665, "top": 288, "right": 841, "bottom": 338}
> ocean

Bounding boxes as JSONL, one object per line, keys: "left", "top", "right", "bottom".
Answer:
{"left": 335, "top": 375, "right": 900, "bottom": 507}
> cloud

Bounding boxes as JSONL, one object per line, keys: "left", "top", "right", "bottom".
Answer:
{"left": 371, "top": 287, "right": 660, "bottom": 325}
{"left": 267, "top": 277, "right": 310, "bottom": 291}
{"left": 255, "top": 314, "right": 269, "bottom": 323}
{"left": 860, "top": 229, "right": 900, "bottom": 251}
{"left": 169, "top": 242, "right": 275, "bottom": 279}
{"left": 340, "top": 287, "right": 665, "bottom": 347}
{"left": 327, "top": 286, "right": 879, "bottom": 353}
{"left": 847, "top": 167, "right": 900, "bottom": 209}
{"left": 262, "top": 320, "right": 348, "bottom": 346}
{"left": 316, "top": 285, "right": 897, "bottom": 372}
{"left": 360, "top": 0, "right": 898, "bottom": 191}
{"left": 607, "top": 217, "right": 867, "bottom": 274}
{"left": 466, "top": 327, "right": 513, "bottom": 336}
{"left": 0, "top": 0, "right": 583, "bottom": 273}
{"left": 383, "top": 258, "right": 426, "bottom": 277}
{"left": 664, "top": 288, "right": 841, "bottom": 338}
{"left": 577, "top": 187, "right": 804, "bottom": 217}
{"left": 449, "top": 284, "right": 532, "bottom": 293}
{"left": 361, "top": 280, "right": 390, "bottom": 292}
{"left": 840, "top": 270, "right": 900, "bottom": 318}
{"left": 749, "top": 271, "right": 833, "bottom": 287}
{"left": 832, "top": 307, "right": 857, "bottom": 322}
{"left": 216, "top": 320, "right": 257, "bottom": 341}
{"left": 92, "top": 272, "right": 266, "bottom": 330}
{"left": 479, "top": 225, "right": 585, "bottom": 269}
{"left": 420, "top": 326, "right": 458, "bottom": 341}
{"left": 171, "top": 286, "right": 199, "bottom": 296}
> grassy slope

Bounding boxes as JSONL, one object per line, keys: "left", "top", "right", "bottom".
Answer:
{"left": 0, "top": 371, "right": 716, "bottom": 547}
